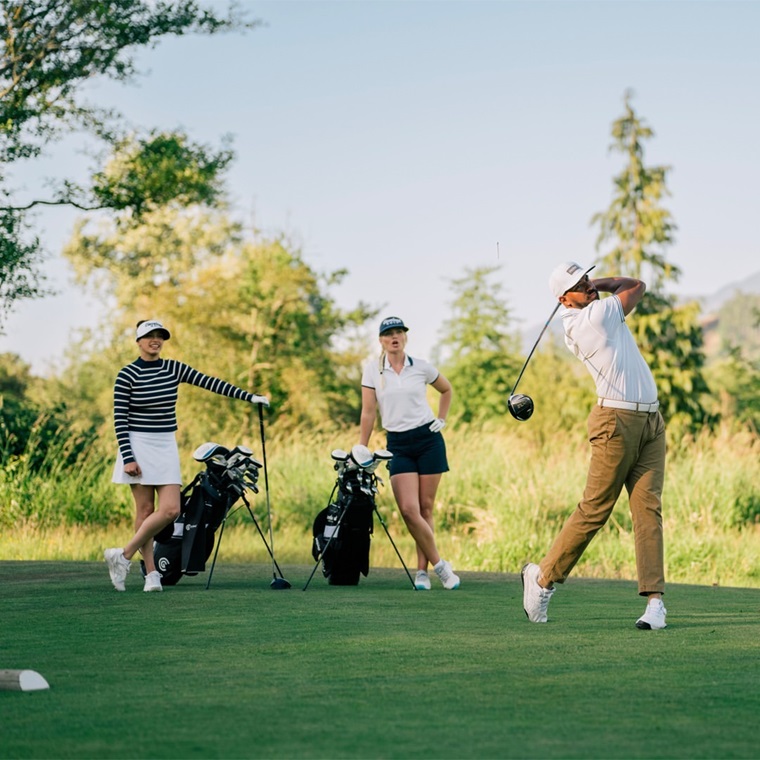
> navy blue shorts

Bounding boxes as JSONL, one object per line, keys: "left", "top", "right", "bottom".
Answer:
{"left": 386, "top": 423, "right": 449, "bottom": 476}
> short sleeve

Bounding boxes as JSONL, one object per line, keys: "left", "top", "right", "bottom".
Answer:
{"left": 361, "top": 359, "right": 376, "bottom": 389}
{"left": 588, "top": 295, "right": 625, "bottom": 335}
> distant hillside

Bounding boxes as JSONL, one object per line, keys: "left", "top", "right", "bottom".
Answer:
{"left": 693, "top": 271, "right": 760, "bottom": 359}
{"left": 691, "top": 271, "right": 760, "bottom": 316}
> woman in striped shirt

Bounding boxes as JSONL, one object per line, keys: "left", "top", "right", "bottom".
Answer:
{"left": 104, "top": 319, "right": 269, "bottom": 593}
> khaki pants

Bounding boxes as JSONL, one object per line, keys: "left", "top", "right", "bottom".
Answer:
{"left": 539, "top": 406, "right": 666, "bottom": 595}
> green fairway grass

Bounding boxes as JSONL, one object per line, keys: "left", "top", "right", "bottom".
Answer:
{"left": 1, "top": 561, "right": 759, "bottom": 759}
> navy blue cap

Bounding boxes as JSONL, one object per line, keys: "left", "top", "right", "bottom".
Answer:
{"left": 379, "top": 316, "right": 409, "bottom": 335}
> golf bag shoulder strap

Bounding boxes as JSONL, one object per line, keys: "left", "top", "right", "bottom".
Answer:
{"left": 181, "top": 473, "right": 203, "bottom": 501}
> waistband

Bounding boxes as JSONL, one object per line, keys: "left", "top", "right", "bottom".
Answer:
{"left": 386, "top": 422, "right": 435, "bottom": 439}
{"left": 598, "top": 398, "right": 659, "bottom": 413}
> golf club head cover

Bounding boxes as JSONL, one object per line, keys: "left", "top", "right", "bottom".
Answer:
{"left": 350, "top": 445, "right": 374, "bottom": 469}
{"left": 193, "top": 442, "right": 230, "bottom": 462}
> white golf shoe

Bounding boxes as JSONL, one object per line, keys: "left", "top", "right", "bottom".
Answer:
{"left": 143, "top": 571, "right": 163, "bottom": 593}
{"left": 434, "top": 559, "right": 460, "bottom": 590}
{"left": 521, "top": 562, "right": 554, "bottom": 623}
{"left": 415, "top": 570, "right": 432, "bottom": 590}
{"left": 104, "top": 548, "right": 131, "bottom": 592}
{"left": 635, "top": 598, "right": 667, "bottom": 629}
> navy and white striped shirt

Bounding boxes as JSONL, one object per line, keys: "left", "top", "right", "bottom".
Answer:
{"left": 114, "top": 357, "right": 254, "bottom": 464}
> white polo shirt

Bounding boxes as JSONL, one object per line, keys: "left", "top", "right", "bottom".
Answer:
{"left": 361, "top": 354, "right": 439, "bottom": 432}
{"left": 562, "top": 295, "right": 657, "bottom": 404}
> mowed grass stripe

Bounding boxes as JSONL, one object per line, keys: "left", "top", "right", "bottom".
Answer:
{"left": 1, "top": 562, "right": 758, "bottom": 759}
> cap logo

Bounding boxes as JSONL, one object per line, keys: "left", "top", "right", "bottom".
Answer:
{"left": 142, "top": 321, "right": 162, "bottom": 330}
{"left": 566, "top": 264, "right": 582, "bottom": 275}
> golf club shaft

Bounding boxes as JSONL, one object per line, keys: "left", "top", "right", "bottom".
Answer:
{"left": 510, "top": 301, "right": 562, "bottom": 396}
{"left": 258, "top": 404, "right": 278, "bottom": 580}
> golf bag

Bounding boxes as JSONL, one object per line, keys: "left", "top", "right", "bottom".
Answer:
{"left": 311, "top": 445, "right": 392, "bottom": 586}
{"left": 151, "top": 442, "right": 261, "bottom": 586}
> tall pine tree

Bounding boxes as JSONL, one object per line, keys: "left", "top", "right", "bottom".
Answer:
{"left": 591, "top": 90, "right": 710, "bottom": 432}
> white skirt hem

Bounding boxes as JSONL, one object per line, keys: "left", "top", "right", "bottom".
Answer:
{"left": 112, "top": 431, "right": 182, "bottom": 486}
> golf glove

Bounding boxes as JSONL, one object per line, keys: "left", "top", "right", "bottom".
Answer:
{"left": 250, "top": 394, "right": 270, "bottom": 407}
{"left": 429, "top": 418, "right": 446, "bottom": 433}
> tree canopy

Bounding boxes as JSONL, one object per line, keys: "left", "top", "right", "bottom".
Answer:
{"left": 0, "top": 0, "right": 258, "bottom": 325}
{"left": 433, "top": 266, "right": 522, "bottom": 424}
{"left": 62, "top": 204, "right": 377, "bottom": 437}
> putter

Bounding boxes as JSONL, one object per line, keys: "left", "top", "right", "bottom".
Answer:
{"left": 258, "top": 403, "right": 291, "bottom": 589}
{"left": 508, "top": 301, "right": 562, "bottom": 421}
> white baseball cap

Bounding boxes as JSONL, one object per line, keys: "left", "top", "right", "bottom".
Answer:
{"left": 549, "top": 261, "right": 596, "bottom": 299}
{"left": 136, "top": 320, "right": 171, "bottom": 341}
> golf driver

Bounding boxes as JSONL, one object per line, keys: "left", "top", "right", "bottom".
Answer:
{"left": 508, "top": 301, "right": 562, "bottom": 421}
{"left": 258, "top": 403, "right": 291, "bottom": 589}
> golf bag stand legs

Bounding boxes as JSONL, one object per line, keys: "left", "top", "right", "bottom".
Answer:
{"left": 205, "top": 519, "right": 227, "bottom": 590}
{"left": 373, "top": 505, "right": 416, "bottom": 590}
{"left": 205, "top": 495, "right": 289, "bottom": 590}
{"left": 303, "top": 498, "right": 416, "bottom": 591}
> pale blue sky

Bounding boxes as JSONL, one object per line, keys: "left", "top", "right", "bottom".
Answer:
{"left": 3, "top": 0, "right": 759, "bottom": 373}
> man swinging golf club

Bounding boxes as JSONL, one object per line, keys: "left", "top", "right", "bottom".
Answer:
{"left": 521, "top": 262, "right": 668, "bottom": 630}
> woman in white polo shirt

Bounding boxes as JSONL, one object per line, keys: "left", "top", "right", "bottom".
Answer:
{"left": 359, "top": 316, "right": 460, "bottom": 590}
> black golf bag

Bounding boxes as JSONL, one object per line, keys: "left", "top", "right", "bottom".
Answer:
{"left": 311, "top": 446, "right": 392, "bottom": 586}
{"left": 150, "top": 442, "right": 261, "bottom": 586}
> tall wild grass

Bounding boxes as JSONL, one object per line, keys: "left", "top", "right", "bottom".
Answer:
{"left": 1, "top": 423, "right": 758, "bottom": 588}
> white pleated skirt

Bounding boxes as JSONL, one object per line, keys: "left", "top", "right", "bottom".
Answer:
{"left": 112, "top": 431, "right": 182, "bottom": 486}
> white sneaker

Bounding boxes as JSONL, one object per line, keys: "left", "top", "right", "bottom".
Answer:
{"left": 636, "top": 598, "right": 667, "bottom": 629}
{"left": 434, "top": 559, "right": 460, "bottom": 590}
{"left": 415, "top": 570, "right": 431, "bottom": 590}
{"left": 143, "top": 571, "right": 163, "bottom": 593}
{"left": 104, "top": 548, "right": 131, "bottom": 592}
{"left": 521, "top": 562, "right": 554, "bottom": 623}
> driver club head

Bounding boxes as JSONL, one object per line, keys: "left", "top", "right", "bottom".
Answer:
{"left": 270, "top": 577, "right": 292, "bottom": 590}
{"left": 508, "top": 393, "right": 535, "bottom": 422}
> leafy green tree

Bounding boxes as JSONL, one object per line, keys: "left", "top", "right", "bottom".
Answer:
{"left": 0, "top": 0, "right": 257, "bottom": 324}
{"left": 0, "top": 352, "right": 90, "bottom": 466}
{"left": 591, "top": 90, "right": 710, "bottom": 431}
{"left": 705, "top": 348, "right": 760, "bottom": 433}
{"left": 62, "top": 206, "right": 376, "bottom": 440}
{"left": 433, "top": 266, "right": 522, "bottom": 423}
